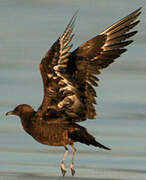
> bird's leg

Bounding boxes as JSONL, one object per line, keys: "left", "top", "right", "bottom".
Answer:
{"left": 70, "top": 144, "right": 76, "bottom": 176}
{"left": 60, "top": 146, "right": 69, "bottom": 177}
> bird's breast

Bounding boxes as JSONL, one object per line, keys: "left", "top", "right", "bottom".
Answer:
{"left": 30, "top": 123, "right": 74, "bottom": 146}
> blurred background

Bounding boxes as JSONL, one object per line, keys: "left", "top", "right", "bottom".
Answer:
{"left": 0, "top": 0, "right": 146, "bottom": 179}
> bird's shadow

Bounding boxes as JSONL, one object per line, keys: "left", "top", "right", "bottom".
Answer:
{"left": 0, "top": 171, "right": 122, "bottom": 180}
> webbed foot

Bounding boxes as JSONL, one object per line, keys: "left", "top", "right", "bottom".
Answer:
{"left": 70, "top": 162, "right": 75, "bottom": 176}
{"left": 61, "top": 161, "right": 67, "bottom": 177}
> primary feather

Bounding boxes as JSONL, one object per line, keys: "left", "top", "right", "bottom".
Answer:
{"left": 37, "top": 8, "right": 141, "bottom": 122}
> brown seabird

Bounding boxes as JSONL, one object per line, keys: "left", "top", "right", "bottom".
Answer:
{"left": 6, "top": 8, "right": 141, "bottom": 176}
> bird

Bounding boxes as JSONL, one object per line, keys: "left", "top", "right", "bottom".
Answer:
{"left": 6, "top": 8, "right": 141, "bottom": 177}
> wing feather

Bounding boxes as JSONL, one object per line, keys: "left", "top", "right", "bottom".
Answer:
{"left": 101, "top": 8, "right": 141, "bottom": 34}
{"left": 37, "top": 8, "right": 141, "bottom": 122}
{"left": 68, "top": 8, "right": 141, "bottom": 120}
{"left": 37, "top": 12, "right": 81, "bottom": 120}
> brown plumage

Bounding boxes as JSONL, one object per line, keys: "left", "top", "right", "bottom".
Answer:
{"left": 6, "top": 8, "right": 141, "bottom": 176}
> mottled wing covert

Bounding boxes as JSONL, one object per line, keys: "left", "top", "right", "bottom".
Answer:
{"left": 38, "top": 11, "right": 86, "bottom": 121}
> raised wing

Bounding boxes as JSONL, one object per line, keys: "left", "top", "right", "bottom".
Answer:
{"left": 37, "top": 8, "right": 141, "bottom": 122}
{"left": 68, "top": 7, "right": 141, "bottom": 120}
{"left": 37, "top": 11, "right": 86, "bottom": 121}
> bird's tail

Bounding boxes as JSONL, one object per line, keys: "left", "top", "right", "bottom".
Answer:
{"left": 69, "top": 126, "right": 111, "bottom": 150}
{"left": 89, "top": 137, "right": 111, "bottom": 150}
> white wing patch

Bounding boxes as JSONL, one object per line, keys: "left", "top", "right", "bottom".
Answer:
{"left": 54, "top": 67, "right": 81, "bottom": 110}
{"left": 52, "top": 11, "right": 82, "bottom": 111}
{"left": 100, "top": 8, "right": 141, "bottom": 52}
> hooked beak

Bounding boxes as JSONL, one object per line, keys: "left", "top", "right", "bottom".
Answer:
{"left": 6, "top": 111, "right": 15, "bottom": 116}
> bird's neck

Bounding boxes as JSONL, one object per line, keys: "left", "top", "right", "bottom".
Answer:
{"left": 20, "top": 112, "right": 35, "bottom": 134}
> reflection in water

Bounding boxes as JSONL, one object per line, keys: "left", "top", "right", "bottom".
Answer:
{"left": 0, "top": 172, "right": 123, "bottom": 180}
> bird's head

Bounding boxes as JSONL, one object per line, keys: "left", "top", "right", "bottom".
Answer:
{"left": 6, "top": 104, "right": 35, "bottom": 119}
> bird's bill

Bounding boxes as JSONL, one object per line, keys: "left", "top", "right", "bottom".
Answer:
{"left": 6, "top": 111, "right": 15, "bottom": 116}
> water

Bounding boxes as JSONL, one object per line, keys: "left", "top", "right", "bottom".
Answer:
{"left": 0, "top": 0, "right": 146, "bottom": 179}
